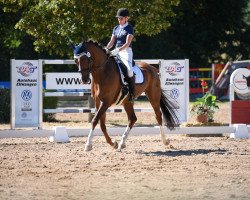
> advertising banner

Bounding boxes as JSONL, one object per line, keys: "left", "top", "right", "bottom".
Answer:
{"left": 11, "top": 60, "right": 42, "bottom": 128}
{"left": 160, "top": 59, "right": 189, "bottom": 123}
{"left": 45, "top": 73, "right": 91, "bottom": 90}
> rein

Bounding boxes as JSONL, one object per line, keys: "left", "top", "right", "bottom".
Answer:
{"left": 96, "top": 55, "right": 113, "bottom": 71}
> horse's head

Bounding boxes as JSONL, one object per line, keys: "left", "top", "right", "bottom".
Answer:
{"left": 243, "top": 75, "right": 250, "bottom": 87}
{"left": 73, "top": 42, "right": 93, "bottom": 84}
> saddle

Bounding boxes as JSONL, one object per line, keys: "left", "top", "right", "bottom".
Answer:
{"left": 114, "top": 57, "right": 144, "bottom": 105}
{"left": 115, "top": 57, "right": 144, "bottom": 85}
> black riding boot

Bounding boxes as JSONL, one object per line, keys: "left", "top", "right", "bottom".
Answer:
{"left": 127, "top": 76, "right": 135, "bottom": 102}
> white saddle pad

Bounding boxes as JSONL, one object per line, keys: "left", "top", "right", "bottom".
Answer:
{"left": 133, "top": 65, "right": 144, "bottom": 84}
{"left": 118, "top": 64, "right": 144, "bottom": 85}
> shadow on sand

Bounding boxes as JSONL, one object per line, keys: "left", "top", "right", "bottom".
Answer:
{"left": 138, "top": 148, "right": 227, "bottom": 157}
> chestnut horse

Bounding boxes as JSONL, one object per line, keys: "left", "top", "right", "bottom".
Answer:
{"left": 73, "top": 40, "right": 178, "bottom": 151}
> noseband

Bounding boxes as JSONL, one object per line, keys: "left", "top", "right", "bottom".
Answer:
{"left": 74, "top": 51, "right": 94, "bottom": 74}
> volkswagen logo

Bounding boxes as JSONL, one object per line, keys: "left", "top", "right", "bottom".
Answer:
{"left": 170, "top": 88, "right": 180, "bottom": 99}
{"left": 21, "top": 90, "right": 32, "bottom": 101}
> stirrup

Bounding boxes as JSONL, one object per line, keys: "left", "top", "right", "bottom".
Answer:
{"left": 128, "top": 94, "right": 135, "bottom": 103}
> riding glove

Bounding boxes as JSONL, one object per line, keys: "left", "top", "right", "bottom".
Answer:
{"left": 104, "top": 47, "right": 109, "bottom": 53}
{"left": 110, "top": 48, "right": 119, "bottom": 56}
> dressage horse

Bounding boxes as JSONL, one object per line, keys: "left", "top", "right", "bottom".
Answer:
{"left": 73, "top": 40, "right": 179, "bottom": 151}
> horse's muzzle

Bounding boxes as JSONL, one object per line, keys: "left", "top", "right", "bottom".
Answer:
{"left": 81, "top": 75, "right": 91, "bottom": 84}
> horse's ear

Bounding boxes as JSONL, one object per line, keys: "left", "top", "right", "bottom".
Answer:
{"left": 70, "top": 42, "right": 76, "bottom": 50}
{"left": 67, "top": 37, "right": 76, "bottom": 50}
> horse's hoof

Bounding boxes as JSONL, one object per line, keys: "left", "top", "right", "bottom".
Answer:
{"left": 84, "top": 144, "right": 92, "bottom": 151}
{"left": 113, "top": 141, "right": 118, "bottom": 149}
{"left": 118, "top": 143, "right": 126, "bottom": 151}
{"left": 163, "top": 138, "right": 170, "bottom": 146}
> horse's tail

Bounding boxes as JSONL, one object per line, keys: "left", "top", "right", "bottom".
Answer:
{"left": 160, "top": 90, "right": 179, "bottom": 130}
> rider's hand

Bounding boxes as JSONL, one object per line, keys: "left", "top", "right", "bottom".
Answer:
{"left": 104, "top": 47, "right": 110, "bottom": 53}
{"left": 110, "top": 48, "right": 119, "bottom": 56}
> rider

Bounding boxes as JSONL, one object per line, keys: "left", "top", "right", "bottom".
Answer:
{"left": 106, "top": 8, "right": 135, "bottom": 102}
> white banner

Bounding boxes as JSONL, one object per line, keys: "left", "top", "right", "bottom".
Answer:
{"left": 11, "top": 60, "right": 42, "bottom": 128}
{"left": 160, "top": 59, "right": 189, "bottom": 123}
{"left": 45, "top": 73, "right": 91, "bottom": 90}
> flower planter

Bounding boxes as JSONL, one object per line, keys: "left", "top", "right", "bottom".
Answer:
{"left": 196, "top": 114, "right": 208, "bottom": 123}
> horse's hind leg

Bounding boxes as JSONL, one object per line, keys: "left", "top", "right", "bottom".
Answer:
{"left": 118, "top": 102, "right": 137, "bottom": 150}
{"left": 145, "top": 90, "right": 170, "bottom": 146}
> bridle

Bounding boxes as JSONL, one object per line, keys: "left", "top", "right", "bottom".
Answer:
{"left": 74, "top": 51, "right": 94, "bottom": 74}
{"left": 74, "top": 49, "right": 112, "bottom": 73}
{"left": 73, "top": 42, "right": 114, "bottom": 84}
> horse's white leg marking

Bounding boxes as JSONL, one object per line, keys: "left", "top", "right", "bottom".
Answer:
{"left": 85, "top": 129, "right": 95, "bottom": 151}
{"left": 160, "top": 125, "right": 170, "bottom": 145}
{"left": 118, "top": 126, "right": 131, "bottom": 150}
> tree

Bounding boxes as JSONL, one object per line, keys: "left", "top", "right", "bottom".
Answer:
{"left": 0, "top": 3, "right": 64, "bottom": 81}
{"left": 1, "top": 0, "right": 179, "bottom": 56}
{"left": 0, "top": 4, "right": 38, "bottom": 81}
{"left": 134, "top": 0, "right": 250, "bottom": 67}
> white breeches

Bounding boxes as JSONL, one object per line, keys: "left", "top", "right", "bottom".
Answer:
{"left": 118, "top": 47, "right": 133, "bottom": 77}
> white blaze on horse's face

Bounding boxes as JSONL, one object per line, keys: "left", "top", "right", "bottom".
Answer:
{"left": 74, "top": 54, "right": 84, "bottom": 72}
{"left": 76, "top": 58, "right": 81, "bottom": 72}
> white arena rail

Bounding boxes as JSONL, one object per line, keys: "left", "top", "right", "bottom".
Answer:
{"left": 44, "top": 108, "right": 153, "bottom": 114}
{"left": 43, "top": 59, "right": 161, "bottom": 65}
{"left": 1, "top": 125, "right": 249, "bottom": 139}
{"left": 44, "top": 91, "right": 91, "bottom": 97}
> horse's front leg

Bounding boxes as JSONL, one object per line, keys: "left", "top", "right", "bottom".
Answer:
{"left": 99, "top": 113, "right": 118, "bottom": 149}
{"left": 85, "top": 101, "right": 109, "bottom": 151}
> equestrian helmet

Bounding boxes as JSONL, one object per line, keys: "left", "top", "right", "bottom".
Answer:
{"left": 116, "top": 8, "right": 129, "bottom": 17}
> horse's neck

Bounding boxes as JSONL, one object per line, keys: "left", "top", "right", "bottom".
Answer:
{"left": 86, "top": 43, "right": 119, "bottom": 85}
{"left": 92, "top": 56, "right": 118, "bottom": 86}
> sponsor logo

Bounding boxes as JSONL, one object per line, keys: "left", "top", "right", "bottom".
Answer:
{"left": 21, "top": 101, "right": 32, "bottom": 111}
{"left": 165, "top": 78, "right": 184, "bottom": 86}
{"left": 233, "top": 72, "right": 248, "bottom": 93}
{"left": 16, "top": 79, "right": 37, "bottom": 87}
{"left": 21, "top": 90, "right": 32, "bottom": 101}
{"left": 17, "top": 62, "right": 37, "bottom": 77}
{"left": 164, "top": 62, "right": 184, "bottom": 76}
{"left": 21, "top": 112, "right": 27, "bottom": 118}
{"left": 170, "top": 88, "right": 180, "bottom": 99}
{"left": 233, "top": 78, "right": 247, "bottom": 91}
{"left": 232, "top": 69, "right": 250, "bottom": 94}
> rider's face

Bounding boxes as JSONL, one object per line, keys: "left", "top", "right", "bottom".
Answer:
{"left": 118, "top": 17, "right": 127, "bottom": 25}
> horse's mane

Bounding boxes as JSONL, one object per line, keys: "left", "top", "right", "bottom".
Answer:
{"left": 84, "top": 39, "right": 109, "bottom": 56}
